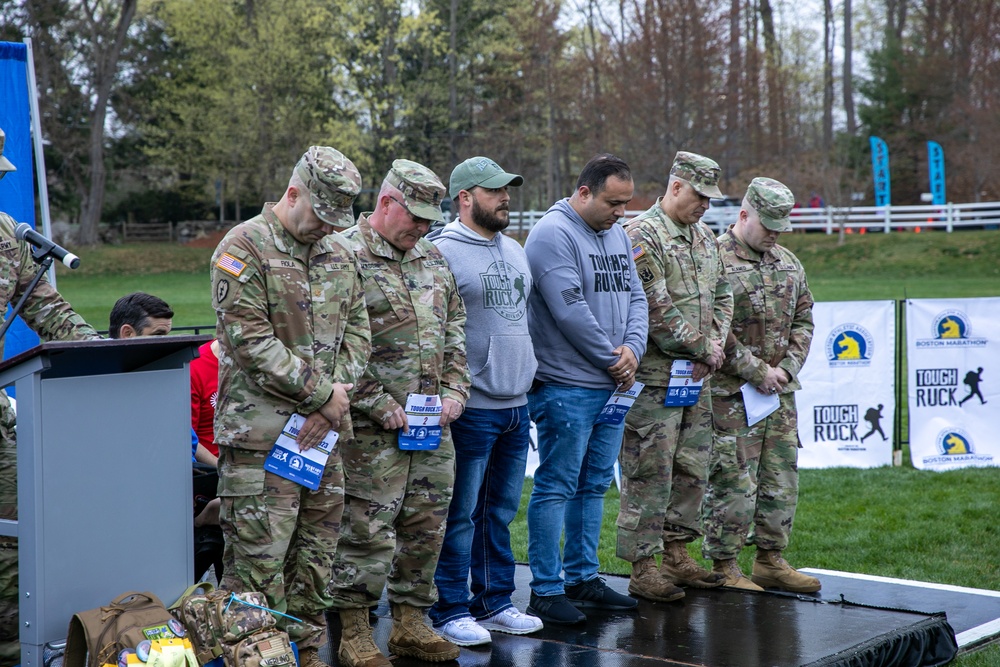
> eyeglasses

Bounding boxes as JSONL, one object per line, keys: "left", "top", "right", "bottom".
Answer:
{"left": 388, "top": 194, "right": 430, "bottom": 226}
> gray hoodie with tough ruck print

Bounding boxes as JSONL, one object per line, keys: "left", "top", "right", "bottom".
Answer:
{"left": 524, "top": 198, "right": 648, "bottom": 389}
{"left": 431, "top": 220, "right": 537, "bottom": 409}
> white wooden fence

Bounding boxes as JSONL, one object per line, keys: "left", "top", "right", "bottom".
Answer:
{"left": 507, "top": 201, "right": 1000, "bottom": 237}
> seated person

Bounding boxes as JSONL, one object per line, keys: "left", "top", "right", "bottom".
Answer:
{"left": 110, "top": 292, "right": 222, "bottom": 579}
{"left": 190, "top": 338, "right": 221, "bottom": 461}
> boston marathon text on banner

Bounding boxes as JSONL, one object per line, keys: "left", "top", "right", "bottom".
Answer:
{"left": 797, "top": 301, "right": 896, "bottom": 469}
{"left": 906, "top": 297, "right": 998, "bottom": 471}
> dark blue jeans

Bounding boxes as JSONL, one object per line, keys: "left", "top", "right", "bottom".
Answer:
{"left": 526, "top": 384, "right": 623, "bottom": 596}
{"left": 429, "top": 406, "right": 531, "bottom": 625}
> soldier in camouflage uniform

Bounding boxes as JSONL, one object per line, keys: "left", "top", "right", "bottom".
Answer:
{"left": 211, "top": 146, "right": 370, "bottom": 667}
{"left": 618, "top": 151, "right": 733, "bottom": 602}
{"left": 0, "top": 127, "right": 101, "bottom": 667}
{"left": 328, "top": 160, "right": 469, "bottom": 667}
{"left": 700, "top": 178, "right": 820, "bottom": 593}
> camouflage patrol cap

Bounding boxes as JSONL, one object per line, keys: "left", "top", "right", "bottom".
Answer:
{"left": 746, "top": 177, "right": 794, "bottom": 232}
{"left": 385, "top": 159, "right": 446, "bottom": 222}
{"left": 449, "top": 156, "right": 523, "bottom": 198}
{"left": 670, "top": 151, "right": 723, "bottom": 198}
{"left": 294, "top": 146, "right": 362, "bottom": 229}
{"left": 0, "top": 128, "right": 16, "bottom": 173}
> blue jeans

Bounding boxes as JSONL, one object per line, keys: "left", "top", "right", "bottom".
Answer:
{"left": 429, "top": 406, "right": 531, "bottom": 625}
{"left": 526, "top": 384, "right": 624, "bottom": 596}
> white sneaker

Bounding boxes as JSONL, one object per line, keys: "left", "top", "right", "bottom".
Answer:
{"left": 437, "top": 616, "right": 491, "bottom": 646}
{"left": 479, "top": 607, "right": 544, "bottom": 635}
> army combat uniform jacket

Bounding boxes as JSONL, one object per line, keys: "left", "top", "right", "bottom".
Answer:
{"left": 625, "top": 201, "right": 733, "bottom": 386}
{"left": 713, "top": 226, "right": 813, "bottom": 396}
{"left": 344, "top": 214, "right": 469, "bottom": 426}
{"left": 211, "top": 204, "right": 371, "bottom": 451}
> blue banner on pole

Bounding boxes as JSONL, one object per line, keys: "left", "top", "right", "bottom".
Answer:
{"left": 0, "top": 41, "right": 42, "bottom": 369}
{"left": 869, "top": 136, "right": 891, "bottom": 207}
{"left": 927, "top": 141, "right": 946, "bottom": 206}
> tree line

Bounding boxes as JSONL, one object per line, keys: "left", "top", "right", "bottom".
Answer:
{"left": 1, "top": 0, "right": 998, "bottom": 244}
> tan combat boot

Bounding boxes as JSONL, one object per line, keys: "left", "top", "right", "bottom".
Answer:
{"left": 713, "top": 559, "right": 764, "bottom": 591}
{"left": 660, "top": 540, "right": 725, "bottom": 588}
{"left": 297, "top": 647, "right": 329, "bottom": 667}
{"left": 628, "top": 556, "right": 685, "bottom": 602}
{"left": 751, "top": 549, "right": 822, "bottom": 593}
{"left": 388, "top": 603, "right": 461, "bottom": 662}
{"left": 338, "top": 608, "right": 392, "bottom": 667}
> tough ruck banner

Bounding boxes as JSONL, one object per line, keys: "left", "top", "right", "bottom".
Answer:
{"left": 797, "top": 301, "right": 896, "bottom": 468}
{"left": 906, "top": 297, "right": 998, "bottom": 471}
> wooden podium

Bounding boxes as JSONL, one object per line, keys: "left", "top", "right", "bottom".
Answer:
{"left": 0, "top": 336, "right": 208, "bottom": 666}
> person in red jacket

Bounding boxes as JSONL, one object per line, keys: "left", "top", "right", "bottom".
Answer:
{"left": 190, "top": 338, "right": 221, "bottom": 461}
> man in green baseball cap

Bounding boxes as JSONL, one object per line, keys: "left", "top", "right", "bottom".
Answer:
{"left": 701, "top": 176, "right": 820, "bottom": 594}
{"left": 449, "top": 157, "right": 523, "bottom": 198}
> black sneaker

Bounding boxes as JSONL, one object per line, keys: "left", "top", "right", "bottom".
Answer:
{"left": 565, "top": 577, "right": 639, "bottom": 610}
{"left": 526, "top": 593, "right": 586, "bottom": 625}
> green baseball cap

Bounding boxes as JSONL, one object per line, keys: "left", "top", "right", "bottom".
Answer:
{"left": 0, "top": 128, "right": 16, "bottom": 173}
{"left": 670, "top": 151, "right": 723, "bottom": 199}
{"left": 385, "top": 159, "right": 447, "bottom": 222}
{"left": 746, "top": 177, "right": 794, "bottom": 232}
{"left": 294, "top": 146, "right": 362, "bottom": 229}
{"left": 448, "top": 156, "right": 523, "bottom": 198}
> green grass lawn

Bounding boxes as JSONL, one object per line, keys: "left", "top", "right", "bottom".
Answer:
{"left": 54, "top": 229, "right": 1000, "bottom": 663}
{"left": 54, "top": 244, "right": 216, "bottom": 330}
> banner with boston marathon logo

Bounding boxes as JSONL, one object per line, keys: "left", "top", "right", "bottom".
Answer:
{"left": 906, "top": 297, "right": 998, "bottom": 471}
{"left": 796, "top": 301, "right": 896, "bottom": 468}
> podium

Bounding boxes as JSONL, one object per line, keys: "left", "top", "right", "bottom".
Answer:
{"left": 0, "top": 336, "right": 209, "bottom": 666}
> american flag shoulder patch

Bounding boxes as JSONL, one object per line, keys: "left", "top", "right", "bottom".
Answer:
{"left": 561, "top": 286, "right": 584, "bottom": 306}
{"left": 632, "top": 244, "right": 646, "bottom": 261}
{"left": 216, "top": 252, "right": 247, "bottom": 277}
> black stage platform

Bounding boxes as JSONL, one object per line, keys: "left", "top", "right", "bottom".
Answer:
{"left": 320, "top": 564, "right": 1000, "bottom": 667}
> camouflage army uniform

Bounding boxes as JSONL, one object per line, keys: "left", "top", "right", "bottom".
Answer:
{"left": 328, "top": 212, "right": 470, "bottom": 610}
{"left": 701, "top": 226, "right": 813, "bottom": 559}
{"left": 617, "top": 201, "right": 733, "bottom": 561}
{"left": 0, "top": 212, "right": 100, "bottom": 666}
{"left": 211, "top": 202, "right": 371, "bottom": 650}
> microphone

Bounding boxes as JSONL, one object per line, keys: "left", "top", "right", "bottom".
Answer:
{"left": 14, "top": 223, "right": 81, "bottom": 269}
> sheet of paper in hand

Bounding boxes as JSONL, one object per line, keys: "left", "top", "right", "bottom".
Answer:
{"left": 663, "top": 360, "right": 704, "bottom": 407}
{"left": 595, "top": 382, "right": 645, "bottom": 425}
{"left": 398, "top": 393, "right": 443, "bottom": 450}
{"left": 264, "top": 413, "right": 338, "bottom": 490}
{"left": 741, "top": 382, "right": 780, "bottom": 426}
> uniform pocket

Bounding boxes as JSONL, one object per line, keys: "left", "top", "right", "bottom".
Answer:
{"left": 217, "top": 466, "right": 271, "bottom": 547}
{"left": 620, "top": 409, "right": 659, "bottom": 479}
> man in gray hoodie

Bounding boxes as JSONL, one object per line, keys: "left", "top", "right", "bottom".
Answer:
{"left": 427, "top": 157, "right": 543, "bottom": 646}
{"left": 523, "top": 154, "right": 649, "bottom": 625}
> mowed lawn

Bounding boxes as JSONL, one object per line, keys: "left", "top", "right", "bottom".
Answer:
{"left": 56, "top": 228, "right": 1000, "bottom": 663}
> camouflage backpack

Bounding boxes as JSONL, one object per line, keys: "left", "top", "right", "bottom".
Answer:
{"left": 169, "top": 583, "right": 296, "bottom": 667}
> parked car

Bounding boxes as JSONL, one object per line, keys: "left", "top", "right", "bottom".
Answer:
{"left": 701, "top": 197, "right": 741, "bottom": 235}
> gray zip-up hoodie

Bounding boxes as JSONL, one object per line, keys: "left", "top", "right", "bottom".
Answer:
{"left": 524, "top": 198, "right": 648, "bottom": 389}
{"left": 431, "top": 220, "right": 538, "bottom": 409}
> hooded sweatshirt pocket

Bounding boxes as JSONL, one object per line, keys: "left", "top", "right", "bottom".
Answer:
{"left": 474, "top": 334, "right": 538, "bottom": 400}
